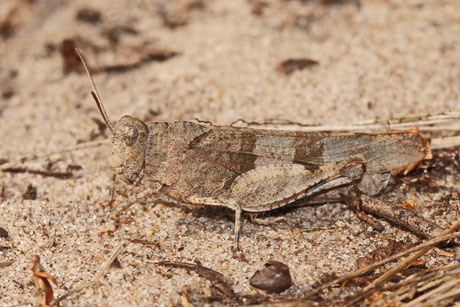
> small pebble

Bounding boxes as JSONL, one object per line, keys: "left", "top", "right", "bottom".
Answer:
{"left": 249, "top": 260, "right": 292, "bottom": 293}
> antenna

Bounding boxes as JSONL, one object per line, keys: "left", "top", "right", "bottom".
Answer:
{"left": 75, "top": 48, "right": 114, "bottom": 134}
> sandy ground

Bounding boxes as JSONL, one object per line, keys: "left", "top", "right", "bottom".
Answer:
{"left": 0, "top": 0, "right": 459, "bottom": 306}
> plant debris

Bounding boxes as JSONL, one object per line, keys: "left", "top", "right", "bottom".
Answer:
{"left": 22, "top": 184, "right": 37, "bottom": 200}
{"left": 157, "top": 0, "right": 205, "bottom": 29}
{"left": 359, "top": 194, "right": 443, "bottom": 239}
{"left": 110, "top": 257, "right": 122, "bottom": 269}
{"left": 57, "top": 35, "right": 180, "bottom": 76}
{"left": 93, "top": 49, "right": 178, "bottom": 74}
{"left": 76, "top": 8, "right": 102, "bottom": 24}
{"left": 249, "top": 0, "right": 269, "bottom": 16}
{"left": 277, "top": 58, "right": 319, "bottom": 75}
{"left": 343, "top": 191, "right": 444, "bottom": 240}
{"left": 399, "top": 149, "right": 460, "bottom": 192}
{"left": 155, "top": 259, "right": 237, "bottom": 302}
{"left": 4, "top": 167, "right": 76, "bottom": 179}
{"left": 66, "top": 164, "right": 83, "bottom": 174}
{"left": 249, "top": 261, "right": 292, "bottom": 293}
{"left": 356, "top": 240, "right": 408, "bottom": 270}
{"left": 0, "top": 227, "right": 9, "bottom": 238}
{"left": 0, "top": 260, "right": 14, "bottom": 268}
{"left": 0, "top": 0, "right": 35, "bottom": 39}
{"left": 61, "top": 39, "right": 84, "bottom": 75}
{"left": 101, "top": 25, "right": 138, "bottom": 45}
{"left": 343, "top": 192, "right": 385, "bottom": 232}
{"left": 29, "top": 255, "right": 58, "bottom": 307}
{"left": 300, "top": 230, "right": 460, "bottom": 303}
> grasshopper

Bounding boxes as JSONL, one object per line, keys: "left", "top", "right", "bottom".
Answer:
{"left": 75, "top": 49, "right": 431, "bottom": 255}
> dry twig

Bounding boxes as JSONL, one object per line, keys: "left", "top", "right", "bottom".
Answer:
{"left": 0, "top": 139, "right": 109, "bottom": 171}
{"left": 362, "top": 218, "right": 460, "bottom": 292}
{"left": 358, "top": 194, "right": 443, "bottom": 239}
{"left": 155, "top": 260, "right": 238, "bottom": 302}
{"left": 300, "top": 231, "right": 460, "bottom": 300}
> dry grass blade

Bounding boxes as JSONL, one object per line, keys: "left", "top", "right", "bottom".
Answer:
{"left": 426, "top": 287, "right": 460, "bottom": 306}
{"left": 364, "top": 265, "right": 460, "bottom": 306}
{"left": 404, "top": 272, "right": 460, "bottom": 307}
{"left": 340, "top": 219, "right": 460, "bottom": 306}
{"left": 393, "top": 266, "right": 459, "bottom": 303}
{"left": 233, "top": 112, "right": 460, "bottom": 149}
{"left": 362, "top": 218, "right": 460, "bottom": 293}
{"left": 431, "top": 135, "right": 460, "bottom": 149}
{"left": 234, "top": 111, "right": 460, "bottom": 132}
{"left": 300, "top": 231, "right": 460, "bottom": 300}
{"left": 0, "top": 139, "right": 109, "bottom": 171}
{"left": 50, "top": 240, "right": 129, "bottom": 305}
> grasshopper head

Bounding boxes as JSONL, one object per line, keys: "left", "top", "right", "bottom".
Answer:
{"left": 112, "top": 116, "right": 148, "bottom": 184}
{"left": 75, "top": 48, "right": 148, "bottom": 184}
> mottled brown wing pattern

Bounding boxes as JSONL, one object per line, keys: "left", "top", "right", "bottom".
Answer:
{"left": 187, "top": 126, "right": 428, "bottom": 175}
{"left": 187, "top": 126, "right": 330, "bottom": 174}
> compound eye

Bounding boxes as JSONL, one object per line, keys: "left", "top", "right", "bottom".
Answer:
{"left": 123, "top": 124, "right": 139, "bottom": 146}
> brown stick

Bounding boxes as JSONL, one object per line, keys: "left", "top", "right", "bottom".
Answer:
{"left": 359, "top": 194, "right": 443, "bottom": 239}
{"left": 3, "top": 167, "right": 74, "bottom": 179}
{"left": 343, "top": 193, "right": 385, "bottom": 232}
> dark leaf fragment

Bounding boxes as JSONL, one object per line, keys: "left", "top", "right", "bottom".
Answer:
{"left": 110, "top": 257, "right": 122, "bottom": 269}
{"left": 278, "top": 58, "right": 319, "bottom": 75}
{"left": 61, "top": 39, "right": 84, "bottom": 75}
{"left": 101, "top": 25, "right": 138, "bottom": 45}
{"left": 0, "top": 184, "right": 6, "bottom": 200}
{"left": 0, "top": 227, "right": 8, "bottom": 238}
{"left": 356, "top": 240, "right": 407, "bottom": 270}
{"left": 76, "top": 8, "right": 102, "bottom": 24}
{"left": 249, "top": 0, "right": 269, "bottom": 15}
{"left": 2, "top": 87, "right": 14, "bottom": 99}
{"left": 66, "top": 164, "right": 83, "bottom": 174}
{"left": 0, "top": 19, "right": 15, "bottom": 39}
{"left": 23, "top": 184, "right": 37, "bottom": 200}
{"left": 29, "top": 255, "right": 58, "bottom": 307}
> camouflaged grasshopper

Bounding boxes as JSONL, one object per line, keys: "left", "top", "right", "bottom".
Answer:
{"left": 76, "top": 49, "right": 431, "bottom": 254}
